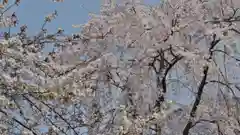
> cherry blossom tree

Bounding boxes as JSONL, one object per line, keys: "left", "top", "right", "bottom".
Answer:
{"left": 0, "top": 0, "right": 240, "bottom": 135}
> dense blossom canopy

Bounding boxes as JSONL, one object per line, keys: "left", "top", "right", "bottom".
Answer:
{"left": 0, "top": 0, "right": 240, "bottom": 135}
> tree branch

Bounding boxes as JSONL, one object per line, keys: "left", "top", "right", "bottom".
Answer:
{"left": 0, "top": 108, "right": 38, "bottom": 135}
{"left": 182, "top": 65, "right": 209, "bottom": 135}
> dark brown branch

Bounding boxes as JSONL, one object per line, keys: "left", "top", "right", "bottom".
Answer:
{"left": 192, "top": 119, "right": 224, "bottom": 135}
{"left": 209, "top": 34, "right": 220, "bottom": 60}
{"left": 154, "top": 48, "right": 183, "bottom": 109}
{"left": 56, "top": 56, "right": 98, "bottom": 77}
{"left": 206, "top": 10, "right": 240, "bottom": 24}
{"left": 212, "top": 49, "right": 240, "bottom": 61}
{"left": 22, "top": 95, "right": 67, "bottom": 135}
{"left": 0, "top": 108, "right": 38, "bottom": 135}
{"left": 182, "top": 66, "right": 209, "bottom": 135}
{"left": 29, "top": 94, "right": 80, "bottom": 135}
{"left": 230, "top": 28, "right": 240, "bottom": 34}
{"left": 162, "top": 55, "right": 183, "bottom": 93}
{"left": 191, "top": 119, "right": 217, "bottom": 128}
{"left": 207, "top": 80, "right": 239, "bottom": 103}
{"left": 182, "top": 34, "right": 220, "bottom": 134}
{"left": 0, "top": 3, "right": 17, "bottom": 17}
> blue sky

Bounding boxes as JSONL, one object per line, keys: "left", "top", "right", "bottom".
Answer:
{"left": 1, "top": 0, "right": 160, "bottom": 35}
{"left": 3, "top": 0, "right": 101, "bottom": 35}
